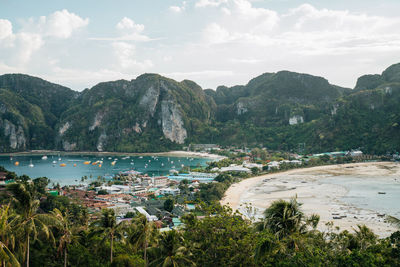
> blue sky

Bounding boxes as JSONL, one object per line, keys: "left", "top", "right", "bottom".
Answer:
{"left": 1, "top": 0, "right": 400, "bottom": 90}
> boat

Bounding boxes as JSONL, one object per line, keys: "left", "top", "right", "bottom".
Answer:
{"left": 139, "top": 156, "right": 143, "bottom": 159}
{"left": 41, "top": 155, "right": 48, "bottom": 160}
{"left": 111, "top": 161, "right": 116, "bottom": 166}
{"left": 83, "top": 161, "right": 91, "bottom": 165}
{"left": 14, "top": 161, "right": 19, "bottom": 166}
{"left": 73, "top": 163, "right": 77, "bottom": 167}
{"left": 60, "top": 163, "right": 66, "bottom": 167}
{"left": 378, "top": 192, "right": 386, "bottom": 194}
{"left": 29, "top": 160, "right": 34, "bottom": 168}
{"left": 52, "top": 160, "right": 57, "bottom": 164}
{"left": 98, "top": 164, "right": 102, "bottom": 168}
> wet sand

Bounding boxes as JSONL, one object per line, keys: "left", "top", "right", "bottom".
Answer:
{"left": 221, "top": 162, "right": 400, "bottom": 237}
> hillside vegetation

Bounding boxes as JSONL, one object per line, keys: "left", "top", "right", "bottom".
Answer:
{"left": 1, "top": 63, "right": 400, "bottom": 154}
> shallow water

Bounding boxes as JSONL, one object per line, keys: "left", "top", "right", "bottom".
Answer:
{"left": 324, "top": 176, "right": 400, "bottom": 217}
{"left": 0, "top": 154, "right": 211, "bottom": 186}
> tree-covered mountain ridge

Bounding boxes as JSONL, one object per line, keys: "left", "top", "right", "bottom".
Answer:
{"left": 1, "top": 63, "right": 400, "bottom": 153}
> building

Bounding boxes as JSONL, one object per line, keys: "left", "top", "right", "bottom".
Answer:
{"left": 243, "top": 162, "right": 263, "bottom": 170}
{"left": 267, "top": 161, "right": 280, "bottom": 170}
{"left": 160, "top": 188, "right": 180, "bottom": 196}
{"left": 136, "top": 206, "right": 158, "bottom": 221}
{"left": 191, "top": 144, "right": 219, "bottom": 151}
{"left": 220, "top": 165, "right": 251, "bottom": 173}
{"left": 0, "top": 172, "right": 7, "bottom": 185}
{"left": 152, "top": 176, "right": 169, "bottom": 187}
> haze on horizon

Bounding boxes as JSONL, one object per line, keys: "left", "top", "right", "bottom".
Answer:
{"left": 1, "top": 0, "right": 400, "bottom": 91}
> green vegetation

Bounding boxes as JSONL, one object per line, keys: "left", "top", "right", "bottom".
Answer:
{"left": 2, "top": 63, "right": 400, "bottom": 154}
{"left": 0, "top": 167, "right": 399, "bottom": 267}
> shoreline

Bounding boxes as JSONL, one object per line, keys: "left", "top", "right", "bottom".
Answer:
{"left": 221, "top": 162, "right": 400, "bottom": 237}
{"left": 0, "top": 150, "right": 224, "bottom": 160}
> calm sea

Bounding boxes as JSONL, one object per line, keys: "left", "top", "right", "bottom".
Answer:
{"left": 0, "top": 154, "right": 211, "bottom": 186}
{"left": 325, "top": 176, "right": 400, "bottom": 217}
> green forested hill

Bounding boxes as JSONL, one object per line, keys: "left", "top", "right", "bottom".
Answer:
{"left": 1, "top": 64, "right": 400, "bottom": 154}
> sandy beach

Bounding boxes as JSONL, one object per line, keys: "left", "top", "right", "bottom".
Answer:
{"left": 221, "top": 162, "right": 400, "bottom": 237}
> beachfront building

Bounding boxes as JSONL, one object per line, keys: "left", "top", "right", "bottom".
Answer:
{"left": 243, "top": 162, "right": 263, "bottom": 170}
{"left": 350, "top": 150, "right": 363, "bottom": 157}
{"left": 267, "top": 161, "right": 280, "bottom": 170}
{"left": 191, "top": 144, "right": 220, "bottom": 151}
{"left": 220, "top": 165, "right": 252, "bottom": 173}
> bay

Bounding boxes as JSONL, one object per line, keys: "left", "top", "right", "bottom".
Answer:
{"left": 0, "top": 154, "right": 211, "bottom": 186}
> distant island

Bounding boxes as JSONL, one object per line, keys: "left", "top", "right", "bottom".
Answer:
{"left": 1, "top": 63, "right": 400, "bottom": 154}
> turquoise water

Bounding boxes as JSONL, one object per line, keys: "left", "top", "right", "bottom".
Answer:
{"left": 325, "top": 176, "right": 400, "bottom": 217}
{"left": 0, "top": 154, "right": 211, "bottom": 186}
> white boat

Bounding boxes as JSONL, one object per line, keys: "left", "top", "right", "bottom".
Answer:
{"left": 41, "top": 155, "right": 48, "bottom": 160}
{"left": 29, "top": 160, "right": 34, "bottom": 168}
{"left": 52, "top": 161, "right": 57, "bottom": 164}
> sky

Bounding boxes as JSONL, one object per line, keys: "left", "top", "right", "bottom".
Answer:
{"left": 1, "top": 0, "right": 400, "bottom": 91}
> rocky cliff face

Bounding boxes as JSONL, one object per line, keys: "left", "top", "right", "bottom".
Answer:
{"left": 2, "top": 119, "right": 26, "bottom": 149}
{"left": 56, "top": 73, "right": 213, "bottom": 152}
{"left": 2, "top": 63, "right": 400, "bottom": 154}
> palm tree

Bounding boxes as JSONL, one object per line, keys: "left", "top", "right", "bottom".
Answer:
{"left": 262, "top": 197, "right": 319, "bottom": 239}
{"left": 91, "top": 209, "right": 125, "bottom": 264}
{"left": 387, "top": 215, "right": 400, "bottom": 229}
{"left": 7, "top": 183, "right": 57, "bottom": 267}
{"left": 0, "top": 204, "right": 20, "bottom": 267}
{"left": 51, "top": 209, "right": 73, "bottom": 267}
{"left": 126, "top": 214, "right": 157, "bottom": 266}
{"left": 149, "top": 230, "right": 194, "bottom": 267}
{"left": 352, "top": 225, "right": 377, "bottom": 251}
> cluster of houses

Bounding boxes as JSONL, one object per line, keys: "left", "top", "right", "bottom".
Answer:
{"left": 54, "top": 172, "right": 209, "bottom": 228}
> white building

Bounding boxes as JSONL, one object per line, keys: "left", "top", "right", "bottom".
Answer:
{"left": 136, "top": 207, "right": 158, "bottom": 221}
{"left": 160, "top": 188, "right": 181, "bottom": 196}
{"left": 220, "top": 165, "right": 251, "bottom": 173}
{"left": 267, "top": 161, "right": 280, "bottom": 170}
{"left": 152, "top": 176, "right": 169, "bottom": 187}
{"left": 243, "top": 162, "right": 263, "bottom": 170}
{"left": 110, "top": 203, "right": 135, "bottom": 217}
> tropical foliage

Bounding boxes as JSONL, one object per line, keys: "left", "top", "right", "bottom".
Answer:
{"left": 0, "top": 174, "right": 400, "bottom": 267}
{"left": 2, "top": 63, "right": 400, "bottom": 154}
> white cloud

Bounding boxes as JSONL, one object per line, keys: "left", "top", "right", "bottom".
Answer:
{"left": 112, "top": 41, "right": 153, "bottom": 70}
{"left": 202, "top": 23, "right": 231, "bottom": 44}
{"left": 230, "top": 58, "right": 262, "bottom": 64}
{"left": 114, "top": 17, "right": 150, "bottom": 41}
{"left": 0, "top": 19, "right": 13, "bottom": 39}
{"left": 169, "top": 1, "right": 187, "bottom": 13}
{"left": 116, "top": 17, "right": 144, "bottom": 32}
{"left": 21, "top": 9, "right": 89, "bottom": 39}
{"left": 164, "top": 70, "right": 234, "bottom": 81}
{"left": 170, "top": 6, "right": 184, "bottom": 13}
{"left": 15, "top": 32, "right": 44, "bottom": 64}
{"left": 44, "top": 9, "right": 89, "bottom": 38}
{"left": 195, "top": 0, "right": 227, "bottom": 8}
